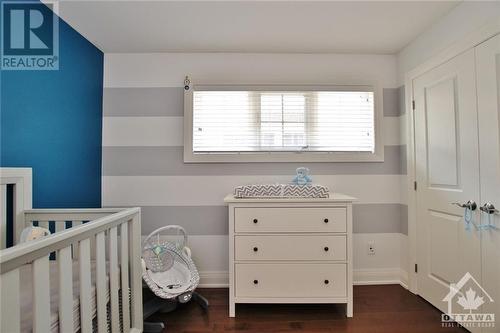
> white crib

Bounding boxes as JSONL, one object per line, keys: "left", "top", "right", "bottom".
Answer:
{"left": 0, "top": 168, "right": 144, "bottom": 332}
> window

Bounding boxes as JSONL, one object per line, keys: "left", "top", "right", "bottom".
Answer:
{"left": 184, "top": 85, "right": 382, "bottom": 162}
{"left": 259, "top": 93, "right": 306, "bottom": 149}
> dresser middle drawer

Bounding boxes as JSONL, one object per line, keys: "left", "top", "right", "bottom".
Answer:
{"left": 235, "top": 235, "right": 347, "bottom": 261}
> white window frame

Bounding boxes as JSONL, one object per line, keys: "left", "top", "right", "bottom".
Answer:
{"left": 184, "top": 84, "right": 384, "bottom": 163}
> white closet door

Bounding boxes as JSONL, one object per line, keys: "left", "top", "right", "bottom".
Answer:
{"left": 476, "top": 33, "right": 500, "bottom": 333}
{"left": 414, "top": 48, "right": 482, "bottom": 328}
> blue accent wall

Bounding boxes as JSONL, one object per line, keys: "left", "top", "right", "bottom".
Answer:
{"left": 1, "top": 8, "right": 103, "bottom": 208}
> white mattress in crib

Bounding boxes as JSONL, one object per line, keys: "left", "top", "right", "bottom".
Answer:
{"left": 19, "top": 260, "right": 111, "bottom": 333}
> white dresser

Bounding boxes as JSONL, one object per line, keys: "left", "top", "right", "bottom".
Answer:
{"left": 224, "top": 193, "right": 355, "bottom": 318}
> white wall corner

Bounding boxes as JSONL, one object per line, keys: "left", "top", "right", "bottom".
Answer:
{"left": 396, "top": 3, "right": 500, "bottom": 85}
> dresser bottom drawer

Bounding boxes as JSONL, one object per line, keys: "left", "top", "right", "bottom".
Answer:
{"left": 235, "top": 263, "right": 347, "bottom": 298}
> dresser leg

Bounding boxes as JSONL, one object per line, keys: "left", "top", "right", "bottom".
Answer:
{"left": 229, "top": 301, "right": 235, "bottom": 317}
{"left": 346, "top": 301, "right": 353, "bottom": 317}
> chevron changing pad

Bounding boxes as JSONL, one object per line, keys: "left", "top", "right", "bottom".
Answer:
{"left": 234, "top": 184, "right": 329, "bottom": 198}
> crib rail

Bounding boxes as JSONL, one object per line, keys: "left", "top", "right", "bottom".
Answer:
{"left": 24, "top": 208, "right": 124, "bottom": 222}
{"left": 0, "top": 207, "right": 143, "bottom": 333}
{"left": 23, "top": 208, "right": 127, "bottom": 259}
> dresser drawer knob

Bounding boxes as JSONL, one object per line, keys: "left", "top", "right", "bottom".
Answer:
{"left": 324, "top": 246, "right": 329, "bottom": 252}
{"left": 253, "top": 219, "right": 258, "bottom": 224}
{"left": 253, "top": 279, "right": 259, "bottom": 285}
{"left": 253, "top": 247, "right": 258, "bottom": 252}
{"left": 324, "top": 218, "right": 329, "bottom": 223}
{"left": 324, "top": 279, "right": 330, "bottom": 285}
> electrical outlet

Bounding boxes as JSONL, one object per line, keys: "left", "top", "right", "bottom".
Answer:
{"left": 367, "top": 241, "right": 376, "bottom": 255}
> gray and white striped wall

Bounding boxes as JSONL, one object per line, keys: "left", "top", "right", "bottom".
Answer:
{"left": 102, "top": 53, "right": 409, "bottom": 286}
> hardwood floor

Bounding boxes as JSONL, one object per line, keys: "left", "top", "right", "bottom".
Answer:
{"left": 147, "top": 285, "right": 468, "bottom": 333}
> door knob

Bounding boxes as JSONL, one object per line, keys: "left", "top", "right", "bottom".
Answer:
{"left": 451, "top": 200, "right": 477, "bottom": 211}
{"left": 480, "top": 203, "right": 498, "bottom": 215}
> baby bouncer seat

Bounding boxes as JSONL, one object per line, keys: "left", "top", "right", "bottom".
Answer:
{"left": 141, "top": 225, "right": 209, "bottom": 332}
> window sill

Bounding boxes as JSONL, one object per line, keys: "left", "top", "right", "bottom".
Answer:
{"left": 183, "top": 149, "right": 385, "bottom": 163}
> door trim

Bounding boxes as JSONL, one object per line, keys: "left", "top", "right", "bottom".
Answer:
{"left": 404, "top": 17, "right": 500, "bottom": 294}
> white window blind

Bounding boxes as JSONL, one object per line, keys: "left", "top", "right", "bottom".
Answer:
{"left": 192, "top": 88, "right": 375, "bottom": 154}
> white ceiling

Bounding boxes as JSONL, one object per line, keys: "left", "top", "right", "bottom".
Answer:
{"left": 53, "top": 0, "right": 461, "bottom": 54}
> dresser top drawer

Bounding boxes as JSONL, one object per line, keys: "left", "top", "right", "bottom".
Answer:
{"left": 234, "top": 207, "right": 347, "bottom": 233}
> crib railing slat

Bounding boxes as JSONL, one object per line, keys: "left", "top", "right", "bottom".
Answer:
{"left": 1, "top": 268, "right": 20, "bottom": 333}
{"left": 38, "top": 221, "right": 49, "bottom": 231}
{"left": 72, "top": 221, "right": 83, "bottom": 227}
{"left": 1, "top": 184, "right": 7, "bottom": 250}
{"left": 95, "top": 232, "right": 108, "bottom": 333}
{"left": 58, "top": 246, "right": 74, "bottom": 332}
{"left": 55, "top": 222, "right": 66, "bottom": 233}
{"left": 129, "top": 215, "right": 143, "bottom": 330}
{"left": 109, "top": 227, "right": 120, "bottom": 333}
{"left": 33, "top": 256, "right": 51, "bottom": 333}
{"left": 71, "top": 243, "right": 79, "bottom": 259}
{"left": 71, "top": 221, "right": 82, "bottom": 259}
{"left": 120, "top": 223, "right": 131, "bottom": 332}
{"left": 79, "top": 239, "right": 92, "bottom": 333}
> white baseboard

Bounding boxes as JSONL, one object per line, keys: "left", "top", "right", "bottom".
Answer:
{"left": 198, "top": 271, "right": 230, "bottom": 288}
{"left": 353, "top": 268, "right": 408, "bottom": 289}
{"left": 198, "top": 268, "right": 409, "bottom": 289}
